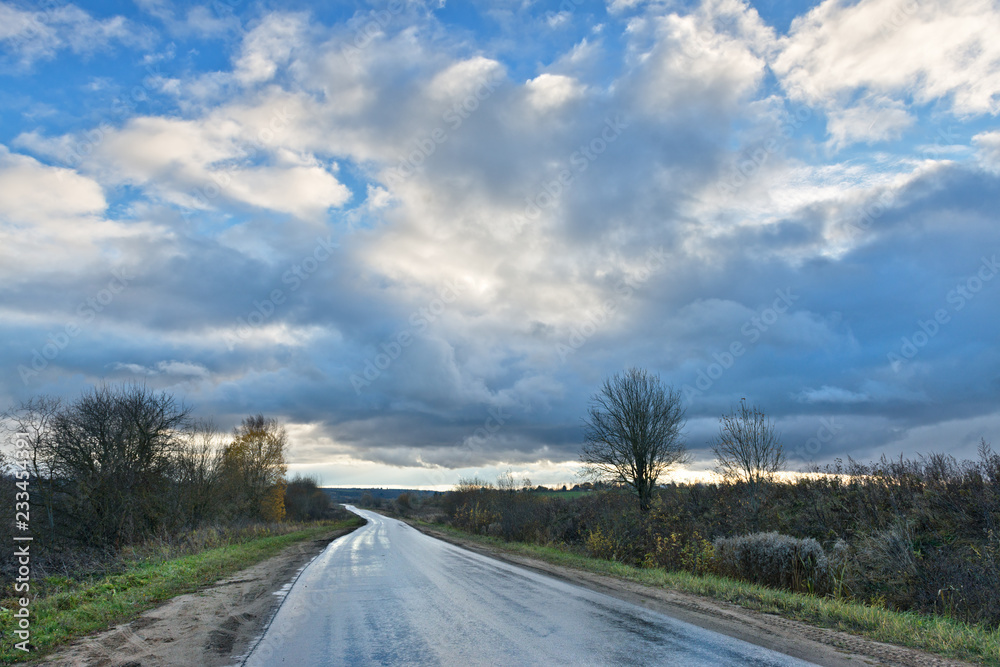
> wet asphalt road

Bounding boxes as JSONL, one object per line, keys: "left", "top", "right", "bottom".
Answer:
{"left": 243, "top": 507, "right": 817, "bottom": 666}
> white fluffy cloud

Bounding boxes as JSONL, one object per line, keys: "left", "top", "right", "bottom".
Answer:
{"left": 824, "top": 95, "right": 915, "bottom": 149}
{"left": 775, "top": 0, "right": 1000, "bottom": 144}
{"left": 0, "top": 146, "right": 105, "bottom": 224}
{"left": 225, "top": 164, "right": 351, "bottom": 219}
{"left": 973, "top": 130, "right": 1000, "bottom": 172}
{"left": 234, "top": 13, "right": 308, "bottom": 85}
{"left": 0, "top": 146, "right": 119, "bottom": 277}
{"left": 427, "top": 56, "right": 505, "bottom": 101}
{"left": 0, "top": 2, "right": 144, "bottom": 65}
{"left": 525, "top": 73, "right": 586, "bottom": 111}
{"left": 75, "top": 111, "right": 351, "bottom": 220}
{"left": 627, "top": 4, "right": 772, "bottom": 115}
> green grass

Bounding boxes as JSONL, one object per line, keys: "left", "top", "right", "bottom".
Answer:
{"left": 0, "top": 518, "right": 363, "bottom": 664}
{"left": 416, "top": 521, "right": 1000, "bottom": 666}
{"left": 533, "top": 490, "right": 591, "bottom": 499}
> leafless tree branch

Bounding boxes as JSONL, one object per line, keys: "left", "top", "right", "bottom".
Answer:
{"left": 580, "top": 367, "right": 687, "bottom": 511}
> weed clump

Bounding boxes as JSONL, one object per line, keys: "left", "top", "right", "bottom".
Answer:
{"left": 714, "top": 532, "right": 830, "bottom": 594}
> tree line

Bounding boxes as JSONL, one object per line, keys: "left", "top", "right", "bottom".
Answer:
{"left": 0, "top": 383, "right": 335, "bottom": 554}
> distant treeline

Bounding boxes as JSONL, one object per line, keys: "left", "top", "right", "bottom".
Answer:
{"left": 325, "top": 488, "right": 439, "bottom": 504}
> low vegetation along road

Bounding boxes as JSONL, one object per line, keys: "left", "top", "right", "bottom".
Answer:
{"left": 243, "top": 507, "right": 815, "bottom": 666}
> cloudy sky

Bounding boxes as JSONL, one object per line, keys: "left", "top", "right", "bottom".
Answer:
{"left": 2, "top": 0, "right": 999, "bottom": 489}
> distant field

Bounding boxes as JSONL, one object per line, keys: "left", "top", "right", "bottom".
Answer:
{"left": 534, "top": 490, "right": 591, "bottom": 499}
{"left": 322, "top": 487, "right": 439, "bottom": 503}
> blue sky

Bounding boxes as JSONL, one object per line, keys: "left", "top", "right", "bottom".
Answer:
{"left": 2, "top": 0, "right": 999, "bottom": 488}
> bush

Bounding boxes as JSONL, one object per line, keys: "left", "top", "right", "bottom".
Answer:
{"left": 714, "top": 532, "right": 830, "bottom": 594}
{"left": 394, "top": 492, "right": 412, "bottom": 513}
{"left": 585, "top": 527, "right": 620, "bottom": 561}
{"left": 849, "top": 523, "right": 918, "bottom": 606}
{"left": 452, "top": 500, "right": 499, "bottom": 534}
{"left": 643, "top": 531, "right": 715, "bottom": 574}
{"left": 284, "top": 475, "right": 336, "bottom": 521}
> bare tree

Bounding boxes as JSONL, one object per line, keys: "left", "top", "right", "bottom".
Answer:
{"left": 580, "top": 367, "right": 687, "bottom": 512}
{"left": 711, "top": 399, "right": 784, "bottom": 529}
{"left": 1, "top": 396, "right": 62, "bottom": 542}
{"left": 50, "top": 383, "right": 190, "bottom": 546}
{"left": 172, "top": 419, "right": 225, "bottom": 528}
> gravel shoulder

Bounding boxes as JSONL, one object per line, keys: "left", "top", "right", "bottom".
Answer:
{"left": 32, "top": 523, "right": 362, "bottom": 667}
{"left": 409, "top": 523, "right": 978, "bottom": 667}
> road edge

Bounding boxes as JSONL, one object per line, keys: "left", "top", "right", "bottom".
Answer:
{"left": 235, "top": 517, "right": 368, "bottom": 666}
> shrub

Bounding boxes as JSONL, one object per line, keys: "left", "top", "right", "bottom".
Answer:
{"left": 714, "top": 532, "right": 830, "bottom": 594}
{"left": 643, "top": 531, "right": 715, "bottom": 574}
{"left": 452, "top": 501, "right": 499, "bottom": 535}
{"left": 395, "top": 492, "right": 412, "bottom": 513}
{"left": 585, "top": 527, "right": 620, "bottom": 561}
{"left": 850, "top": 523, "right": 918, "bottom": 607}
{"left": 284, "top": 475, "right": 336, "bottom": 521}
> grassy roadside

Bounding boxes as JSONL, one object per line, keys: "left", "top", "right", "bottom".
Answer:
{"left": 412, "top": 519, "right": 1000, "bottom": 666}
{"left": 0, "top": 517, "right": 363, "bottom": 664}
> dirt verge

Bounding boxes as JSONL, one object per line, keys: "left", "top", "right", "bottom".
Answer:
{"left": 33, "top": 523, "right": 362, "bottom": 667}
{"left": 411, "top": 523, "right": 978, "bottom": 667}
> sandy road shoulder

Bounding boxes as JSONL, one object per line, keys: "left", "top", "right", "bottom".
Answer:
{"left": 34, "top": 524, "right": 361, "bottom": 667}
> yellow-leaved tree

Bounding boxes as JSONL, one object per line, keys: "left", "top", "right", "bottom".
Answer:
{"left": 220, "top": 414, "right": 288, "bottom": 521}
